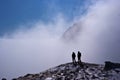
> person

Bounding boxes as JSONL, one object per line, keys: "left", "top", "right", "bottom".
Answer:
{"left": 77, "top": 51, "right": 84, "bottom": 67}
{"left": 2, "top": 78, "right": 7, "bottom": 80}
{"left": 72, "top": 52, "right": 76, "bottom": 65}
{"left": 77, "top": 51, "right": 81, "bottom": 62}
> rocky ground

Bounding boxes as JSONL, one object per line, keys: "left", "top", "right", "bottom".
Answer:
{"left": 13, "top": 62, "right": 120, "bottom": 80}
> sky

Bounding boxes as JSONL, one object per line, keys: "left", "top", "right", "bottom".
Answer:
{"left": 0, "top": 0, "right": 120, "bottom": 79}
{"left": 0, "top": 0, "right": 89, "bottom": 36}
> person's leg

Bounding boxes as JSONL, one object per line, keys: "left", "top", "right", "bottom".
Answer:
{"left": 72, "top": 58, "right": 74, "bottom": 64}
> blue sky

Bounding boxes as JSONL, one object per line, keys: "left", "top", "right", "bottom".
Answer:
{"left": 0, "top": 0, "right": 89, "bottom": 36}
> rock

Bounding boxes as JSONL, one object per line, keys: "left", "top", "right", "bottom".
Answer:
{"left": 104, "top": 61, "right": 120, "bottom": 70}
{"left": 45, "top": 77, "right": 52, "bottom": 80}
{"left": 14, "top": 62, "right": 120, "bottom": 80}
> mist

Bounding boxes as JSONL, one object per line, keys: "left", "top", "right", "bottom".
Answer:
{"left": 62, "top": 0, "right": 120, "bottom": 64}
{"left": 0, "top": 15, "right": 73, "bottom": 79}
{"left": 0, "top": 0, "right": 120, "bottom": 79}
{"left": 74, "top": 0, "right": 120, "bottom": 63}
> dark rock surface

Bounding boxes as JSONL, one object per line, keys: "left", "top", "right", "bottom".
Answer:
{"left": 104, "top": 61, "right": 120, "bottom": 71}
{"left": 14, "top": 62, "right": 120, "bottom": 80}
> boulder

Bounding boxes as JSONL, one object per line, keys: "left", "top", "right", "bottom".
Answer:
{"left": 104, "top": 61, "right": 120, "bottom": 70}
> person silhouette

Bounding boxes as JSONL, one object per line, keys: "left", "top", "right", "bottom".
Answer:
{"left": 77, "top": 51, "right": 81, "bottom": 62}
{"left": 77, "top": 51, "right": 83, "bottom": 67}
{"left": 72, "top": 52, "right": 76, "bottom": 65}
{"left": 2, "top": 78, "right": 7, "bottom": 80}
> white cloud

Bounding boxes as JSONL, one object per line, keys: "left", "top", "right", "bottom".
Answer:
{"left": 72, "top": 0, "right": 120, "bottom": 63}
{"left": 0, "top": 14, "right": 72, "bottom": 79}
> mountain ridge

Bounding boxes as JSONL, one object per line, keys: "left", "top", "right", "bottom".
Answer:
{"left": 12, "top": 62, "right": 120, "bottom": 80}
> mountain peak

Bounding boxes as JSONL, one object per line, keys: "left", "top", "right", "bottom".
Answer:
{"left": 14, "top": 62, "right": 120, "bottom": 80}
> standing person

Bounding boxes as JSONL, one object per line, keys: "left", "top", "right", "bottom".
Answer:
{"left": 77, "top": 51, "right": 83, "bottom": 67}
{"left": 72, "top": 52, "right": 76, "bottom": 65}
{"left": 77, "top": 51, "right": 81, "bottom": 63}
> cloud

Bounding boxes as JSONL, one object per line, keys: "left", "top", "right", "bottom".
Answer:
{"left": 0, "top": 14, "right": 73, "bottom": 79}
{"left": 67, "top": 0, "right": 120, "bottom": 63}
{"left": 82, "top": 0, "right": 120, "bottom": 62}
